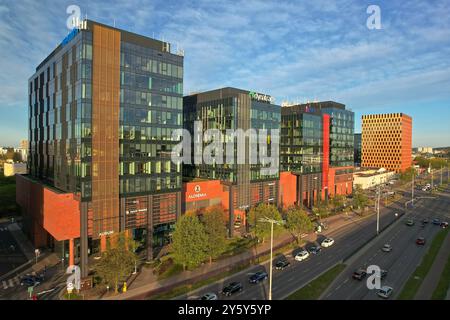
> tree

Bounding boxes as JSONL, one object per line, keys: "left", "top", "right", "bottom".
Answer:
{"left": 312, "top": 200, "right": 329, "bottom": 221}
{"left": 172, "top": 214, "right": 208, "bottom": 270}
{"left": 399, "top": 167, "right": 417, "bottom": 182}
{"left": 200, "top": 206, "right": 227, "bottom": 264}
{"left": 330, "top": 195, "right": 345, "bottom": 215}
{"left": 352, "top": 185, "right": 369, "bottom": 211}
{"left": 285, "top": 206, "right": 313, "bottom": 243}
{"left": 248, "top": 204, "right": 283, "bottom": 243}
{"left": 95, "top": 232, "right": 137, "bottom": 293}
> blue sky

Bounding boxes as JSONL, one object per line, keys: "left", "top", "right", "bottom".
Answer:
{"left": 1, "top": 0, "right": 449, "bottom": 147}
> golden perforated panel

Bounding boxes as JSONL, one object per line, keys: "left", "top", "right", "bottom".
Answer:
{"left": 91, "top": 25, "right": 121, "bottom": 237}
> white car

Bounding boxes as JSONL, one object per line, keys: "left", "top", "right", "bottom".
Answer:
{"left": 377, "top": 286, "right": 393, "bottom": 299}
{"left": 200, "top": 292, "right": 218, "bottom": 300}
{"left": 321, "top": 238, "right": 335, "bottom": 248}
{"left": 294, "top": 250, "right": 310, "bottom": 262}
{"left": 382, "top": 244, "right": 392, "bottom": 252}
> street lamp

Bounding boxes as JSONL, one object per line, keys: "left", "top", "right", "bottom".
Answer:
{"left": 258, "top": 216, "right": 284, "bottom": 301}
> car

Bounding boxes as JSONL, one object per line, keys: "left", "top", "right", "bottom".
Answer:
{"left": 422, "top": 218, "right": 429, "bottom": 224}
{"left": 352, "top": 268, "right": 367, "bottom": 280}
{"left": 200, "top": 292, "right": 218, "bottom": 300}
{"left": 377, "top": 286, "right": 393, "bottom": 299}
{"left": 221, "top": 282, "right": 243, "bottom": 296}
{"left": 440, "top": 222, "right": 448, "bottom": 229}
{"left": 379, "top": 270, "right": 388, "bottom": 280}
{"left": 432, "top": 218, "right": 441, "bottom": 225}
{"left": 294, "top": 250, "right": 310, "bottom": 262}
{"left": 249, "top": 271, "right": 268, "bottom": 284}
{"left": 321, "top": 238, "right": 335, "bottom": 248}
{"left": 308, "top": 246, "right": 322, "bottom": 255}
{"left": 20, "top": 275, "right": 43, "bottom": 287}
{"left": 274, "top": 259, "right": 290, "bottom": 270}
{"left": 382, "top": 244, "right": 392, "bottom": 252}
{"left": 416, "top": 237, "right": 426, "bottom": 245}
{"left": 405, "top": 219, "right": 415, "bottom": 226}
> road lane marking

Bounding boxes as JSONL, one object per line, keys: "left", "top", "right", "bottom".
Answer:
{"left": 2, "top": 281, "right": 7, "bottom": 290}
{"left": 8, "top": 279, "right": 14, "bottom": 287}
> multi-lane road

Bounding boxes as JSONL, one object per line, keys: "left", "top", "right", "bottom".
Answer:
{"left": 323, "top": 186, "right": 450, "bottom": 300}
{"left": 175, "top": 181, "right": 446, "bottom": 300}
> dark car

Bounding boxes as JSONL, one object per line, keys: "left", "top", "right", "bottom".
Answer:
{"left": 221, "top": 282, "right": 243, "bottom": 297}
{"left": 352, "top": 268, "right": 367, "bottom": 280}
{"left": 274, "top": 260, "right": 290, "bottom": 270}
{"left": 249, "top": 271, "right": 268, "bottom": 284}
{"left": 416, "top": 237, "right": 426, "bottom": 245}
{"left": 422, "top": 218, "right": 429, "bottom": 224}
{"left": 380, "top": 269, "right": 388, "bottom": 280}
{"left": 20, "top": 275, "right": 43, "bottom": 287}
{"left": 308, "top": 246, "right": 322, "bottom": 255}
{"left": 432, "top": 219, "right": 441, "bottom": 225}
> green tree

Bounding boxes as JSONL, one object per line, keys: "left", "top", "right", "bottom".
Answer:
{"left": 95, "top": 232, "right": 137, "bottom": 293}
{"left": 285, "top": 206, "right": 313, "bottom": 243}
{"left": 312, "top": 200, "right": 329, "bottom": 221}
{"left": 352, "top": 185, "right": 369, "bottom": 211}
{"left": 172, "top": 214, "right": 208, "bottom": 270}
{"left": 248, "top": 204, "right": 283, "bottom": 243}
{"left": 330, "top": 195, "right": 345, "bottom": 214}
{"left": 399, "top": 167, "right": 417, "bottom": 182}
{"left": 201, "top": 206, "right": 227, "bottom": 264}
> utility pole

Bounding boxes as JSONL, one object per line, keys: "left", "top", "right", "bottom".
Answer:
{"left": 440, "top": 166, "right": 443, "bottom": 185}
{"left": 431, "top": 168, "right": 434, "bottom": 190}
{"left": 412, "top": 168, "right": 414, "bottom": 206}
{"left": 376, "top": 184, "right": 380, "bottom": 235}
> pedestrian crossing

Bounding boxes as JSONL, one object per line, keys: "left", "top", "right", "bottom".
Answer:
{"left": 1, "top": 276, "right": 20, "bottom": 290}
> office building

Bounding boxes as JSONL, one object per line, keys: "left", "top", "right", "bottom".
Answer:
{"left": 17, "top": 20, "right": 184, "bottom": 279}
{"left": 354, "top": 133, "right": 361, "bottom": 167}
{"left": 361, "top": 113, "right": 412, "bottom": 173}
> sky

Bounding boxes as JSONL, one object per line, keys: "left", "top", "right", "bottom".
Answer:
{"left": 0, "top": 0, "right": 449, "bottom": 147}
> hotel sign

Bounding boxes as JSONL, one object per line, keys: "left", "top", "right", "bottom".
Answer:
{"left": 249, "top": 91, "right": 274, "bottom": 103}
{"left": 188, "top": 184, "right": 207, "bottom": 200}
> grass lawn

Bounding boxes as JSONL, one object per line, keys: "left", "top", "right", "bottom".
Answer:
{"left": 398, "top": 228, "right": 449, "bottom": 300}
{"left": 431, "top": 243, "right": 450, "bottom": 299}
{"left": 285, "top": 264, "right": 346, "bottom": 300}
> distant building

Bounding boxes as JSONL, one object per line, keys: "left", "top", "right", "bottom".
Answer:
{"left": 361, "top": 113, "right": 412, "bottom": 173}
{"left": 353, "top": 168, "right": 396, "bottom": 190}
{"left": 417, "top": 147, "right": 433, "bottom": 154}
{"left": 354, "top": 133, "right": 361, "bottom": 167}
{"left": 4, "top": 161, "right": 28, "bottom": 177}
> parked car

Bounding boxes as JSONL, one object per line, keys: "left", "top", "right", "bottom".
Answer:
{"left": 200, "top": 292, "right": 218, "bottom": 300}
{"left": 352, "top": 268, "right": 367, "bottom": 280}
{"left": 382, "top": 244, "right": 392, "bottom": 252}
{"left": 249, "top": 271, "right": 268, "bottom": 284}
{"left": 379, "top": 270, "right": 388, "bottom": 280}
{"left": 221, "top": 282, "right": 243, "bottom": 296}
{"left": 422, "top": 218, "right": 429, "bottom": 224}
{"left": 440, "top": 222, "right": 448, "bottom": 229}
{"left": 321, "top": 238, "right": 335, "bottom": 248}
{"left": 377, "top": 286, "right": 393, "bottom": 299}
{"left": 432, "top": 218, "right": 441, "bottom": 225}
{"left": 308, "top": 246, "right": 322, "bottom": 255}
{"left": 294, "top": 250, "right": 310, "bottom": 262}
{"left": 274, "top": 259, "right": 290, "bottom": 270}
{"left": 405, "top": 219, "right": 415, "bottom": 226}
{"left": 20, "top": 275, "right": 43, "bottom": 287}
{"left": 416, "top": 237, "right": 426, "bottom": 245}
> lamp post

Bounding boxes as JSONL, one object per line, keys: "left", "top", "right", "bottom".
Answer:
{"left": 258, "top": 216, "right": 284, "bottom": 301}
{"left": 376, "top": 184, "right": 380, "bottom": 235}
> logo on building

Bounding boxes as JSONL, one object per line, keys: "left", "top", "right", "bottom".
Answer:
{"left": 194, "top": 185, "right": 201, "bottom": 193}
{"left": 188, "top": 184, "right": 207, "bottom": 200}
{"left": 249, "top": 91, "right": 274, "bottom": 103}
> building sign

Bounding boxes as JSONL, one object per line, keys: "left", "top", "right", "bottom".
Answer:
{"left": 61, "top": 19, "right": 87, "bottom": 48}
{"left": 188, "top": 184, "right": 207, "bottom": 200}
{"left": 249, "top": 91, "right": 274, "bottom": 103}
{"left": 98, "top": 230, "right": 114, "bottom": 237}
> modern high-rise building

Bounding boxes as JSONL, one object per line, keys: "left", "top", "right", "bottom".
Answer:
{"left": 183, "top": 88, "right": 280, "bottom": 236}
{"left": 361, "top": 113, "right": 412, "bottom": 173}
{"left": 354, "top": 133, "right": 361, "bottom": 167}
{"left": 17, "top": 20, "right": 184, "bottom": 279}
{"left": 279, "top": 101, "right": 354, "bottom": 209}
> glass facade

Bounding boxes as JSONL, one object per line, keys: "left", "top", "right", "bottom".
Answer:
{"left": 280, "top": 112, "right": 323, "bottom": 174}
{"left": 321, "top": 107, "right": 354, "bottom": 167}
{"left": 119, "top": 41, "right": 183, "bottom": 196}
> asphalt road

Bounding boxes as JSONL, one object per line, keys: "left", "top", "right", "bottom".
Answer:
{"left": 0, "top": 222, "right": 27, "bottom": 276}
{"left": 323, "top": 187, "right": 450, "bottom": 300}
{"left": 175, "top": 185, "right": 416, "bottom": 300}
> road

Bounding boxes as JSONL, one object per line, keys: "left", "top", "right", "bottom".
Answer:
{"left": 322, "top": 186, "right": 450, "bottom": 300}
{"left": 174, "top": 185, "right": 417, "bottom": 300}
{"left": 0, "top": 221, "right": 27, "bottom": 277}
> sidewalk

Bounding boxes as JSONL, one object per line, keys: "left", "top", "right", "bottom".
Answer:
{"left": 102, "top": 211, "right": 377, "bottom": 300}
{"left": 414, "top": 230, "right": 450, "bottom": 300}
{"left": 7, "top": 223, "right": 35, "bottom": 261}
